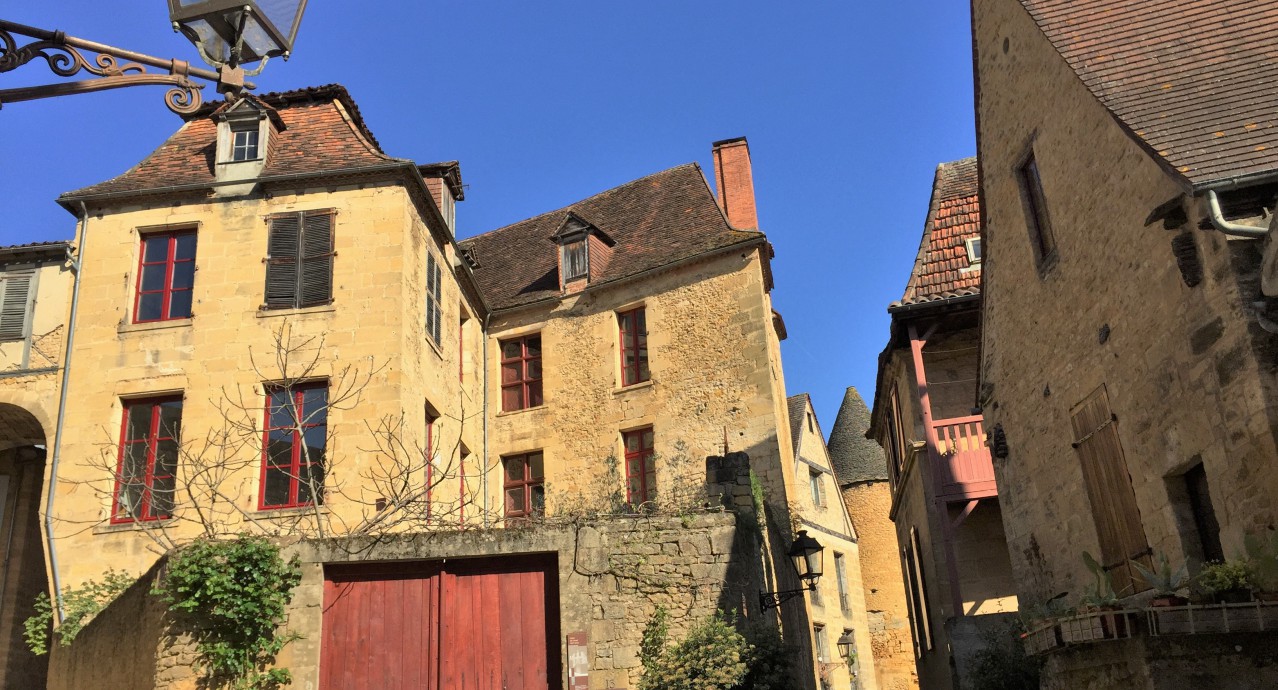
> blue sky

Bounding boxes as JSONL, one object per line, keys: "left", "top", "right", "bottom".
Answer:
{"left": 0, "top": 2, "right": 976, "bottom": 434}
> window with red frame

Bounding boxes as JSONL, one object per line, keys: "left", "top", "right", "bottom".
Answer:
{"left": 500, "top": 335, "right": 542, "bottom": 411}
{"left": 623, "top": 427, "right": 655, "bottom": 506}
{"left": 261, "top": 382, "right": 327, "bottom": 509}
{"left": 114, "top": 397, "right": 181, "bottom": 523}
{"left": 503, "top": 451, "right": 545, "bottom": 520}
{"left": 424, "top": 408, "right": 437, "bottom": 518}
{"left": 135, "top": 231, "right": 196, "bottom": 322}
{"left": 618, "top": 307, "right": 649, "bottom": 386}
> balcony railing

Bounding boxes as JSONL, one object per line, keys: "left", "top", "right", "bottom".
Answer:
{"left": 932, "top": 414, "right": 998, "bottom": 500}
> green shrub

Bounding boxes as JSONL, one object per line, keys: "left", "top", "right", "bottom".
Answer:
{"left": 638, "top": 609, "right": 793, "bottom": 690}
{"left": 157, "top": 535, "right": 302, "bottom": 690}
{"left": 968, "top": 622, "right": 1041, "bottom": 690}
{"left": 23, "top": 569, "right": 136, "bottom": 655}
{"left": 1196, "top": 560, "right": 1253, "bottom": 596}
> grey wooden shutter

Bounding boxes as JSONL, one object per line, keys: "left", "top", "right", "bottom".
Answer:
{"left": 426, "top": 253, "right": 441, "bottom": 343}
{"left": 0, "top": 274, "right": 33, "bottom": 341}
{"left": 299, "top": 212, "right": 334, "bottom": 307}
{"left": 265, "top": 214, "right": 301, "bottom": 308}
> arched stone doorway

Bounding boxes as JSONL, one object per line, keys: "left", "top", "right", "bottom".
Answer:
{"left": 0, "top": 402, "right": 51, "bottom": 689}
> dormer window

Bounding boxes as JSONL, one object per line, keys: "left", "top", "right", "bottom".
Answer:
{"left": 563, "top": 240, "right": 588, "bottom": 281}
{"left": 231, "top": 124, "right": 260, "bottom": 161}
{"left": 965, "top": 237, "right": 982, "bottom": 265}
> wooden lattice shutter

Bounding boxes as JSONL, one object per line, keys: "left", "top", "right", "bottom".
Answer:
{"left": 1071, "top": 386, "right": 1152, "bottom": 594}
{"left": 426, "top": 253, "right": 441, "bottom": 343}
{"left": 299, "top": 212, "right": 334, "bottom": 307}
{"left": 265, "top": 214, "right": 301, "bottom": 308}
{"left": 0, "top": 273, "right": 33, "bottom": 341}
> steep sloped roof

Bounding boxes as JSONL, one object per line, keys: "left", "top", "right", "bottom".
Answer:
{"left": 1021, "top": 0, "right": 1278, "bottom": 188}
{"left": 786, "top": 393, "right": 810, "bottom": 456}
{"left": 828, "top": 387, "right": 888, "bottom": 485}
{"left": 894, "top": 157, "right": 981, "bottom": 309}
{"left": 459, "top": 164, "right": 763, "bottom": 311}
{"left": 60, "top": 84, "right": 397, "bottom": 200}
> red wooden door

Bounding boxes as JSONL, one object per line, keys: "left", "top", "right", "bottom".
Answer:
{"left": 320, "top": 555, "right": 560, "bottom": 690}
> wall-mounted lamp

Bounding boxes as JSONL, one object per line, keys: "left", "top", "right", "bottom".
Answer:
{"left": 759, "top": 529, "right": 823, "bottom": 610}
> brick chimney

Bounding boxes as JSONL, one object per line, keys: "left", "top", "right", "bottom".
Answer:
{"left": 711, "top": 137, "right": 759, "bottom": 230}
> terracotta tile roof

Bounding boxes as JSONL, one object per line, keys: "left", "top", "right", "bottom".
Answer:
{"left": 1021, "top": 0, "right": 1278, "bottom": 188}
{"left": 459, "top": 164, "right": 763, "bottom": 312}
{"left": 828, "top": 386, "right": 888, "bottom": 486}
{"left": 0, "top": 240, "right": 71, "bottom": 262}
{"left": 60, "top": 84, "right": 398, "bottom": 200}
{"left": 894, "top": 157, "right": 981, "bottom": 309}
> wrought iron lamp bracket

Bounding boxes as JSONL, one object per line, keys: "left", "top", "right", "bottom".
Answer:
{"left": 759, "top": 586, "right": 812, "bottom": 611}
{"left": 0, "top": 19, "right": 254, "bottom": 115}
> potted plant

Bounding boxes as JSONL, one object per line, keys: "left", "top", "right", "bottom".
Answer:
{"left": 1133, "top": 554, "right": 1189, "bottom": 606}
{"left": 1244, "top": 530, "right": 1278, "bottom": 601}
{"left": 1063, "top": 553, "right": 1129, "bottom": 642}
{"left": 1195, "top": 560, "right": 1254, "bottom": 604}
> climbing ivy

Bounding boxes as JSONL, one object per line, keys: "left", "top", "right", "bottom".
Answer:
{"left": 156, "top": 536, "right": 302, "bottom": 690}
{"left": 23, "top": 569, "right": 136, "bottom": 654}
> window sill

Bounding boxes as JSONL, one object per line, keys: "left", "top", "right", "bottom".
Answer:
{"left": 256, "top": 304, "right": 336, "bottom": 319}
{"left": 424, "top": 334, "right": 443, "bottom": 359}
{"left": 93, "top": 518, "right": 176, "bottom": 535}
{"left": 118, "top": 317, "right": 193, "bottom": 334}
{"left": 613, "top": 380, "right": 654, "bottom": 395}
{"left": 496, "top": 404, "right": 547, "bottom": 418}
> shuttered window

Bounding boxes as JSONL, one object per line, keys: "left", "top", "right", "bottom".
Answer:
{"left": 905, "top": 527, "right": 933, "bottom": 654}
{"left": 264, "top": 210, "right": 334, "bottom": 310}
{"left": 425, "top": 252, "right": 442, "bottom": 344}
{"left": 0, "top": 272, "right": 34, "bottom": 341}
{"left": 1071, "top": 385, "right": 1152, "bottom": 595}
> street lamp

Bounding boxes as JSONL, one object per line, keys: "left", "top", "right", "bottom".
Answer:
{"left": 836, "top": 631, "right": 856, "bottom": 666}
{"left": 0, "top": 0, "right": 307, "bottom": 114}
{"left": 760, "top": 530, "right": 825, "bottom": 611}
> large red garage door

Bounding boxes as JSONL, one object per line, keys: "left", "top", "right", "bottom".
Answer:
{"left": 320, "top": 555, "right": 561, "bottom": 690}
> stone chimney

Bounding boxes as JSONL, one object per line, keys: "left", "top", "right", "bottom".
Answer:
{"left": 711, "top": 137, "right": 759, "bottom": 230}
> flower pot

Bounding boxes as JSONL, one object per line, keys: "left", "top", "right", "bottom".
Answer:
{"left": 1150, "top": 595, "right": 1190, "bottom": 607}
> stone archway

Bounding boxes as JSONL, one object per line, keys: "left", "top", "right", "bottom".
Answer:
{"left": 0, "top": 402, "right": 51, "bottom": 690}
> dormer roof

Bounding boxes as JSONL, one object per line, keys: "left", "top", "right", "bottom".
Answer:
{"left": 550, "top": 212, "right": 615, "bottom": 245}
{"left": 210, "top": 94, "right": 286, "bottom": 130}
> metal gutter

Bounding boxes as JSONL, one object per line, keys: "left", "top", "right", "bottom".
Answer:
{"left": 886, "top": 292, "right": 980, "bottom": 316}
{"left": 1204, "top": 189, "right": 1269, "bottom": 239}
{"left": 1195, "top": 169, "right": 1278, "bottom": 193}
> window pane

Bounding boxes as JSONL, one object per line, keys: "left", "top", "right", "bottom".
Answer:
{"left": 168, "top": 290, "right": 193, "bottom": 320}
{"left": 151, "top": 473, "right": 176, "bottom": 517}
{"left": 637, "top": 353, "right": 650, "bottom": 383}
{"left": 642, "top": 430, "right": 653, "bottom": 448}
{"left": 143, "top": 236, "right": 169, "bottom": 262}
{"left": 506, "top": 487, "right": 525, "bottom": 514}
{"left": 526, "top": 359, "right": 542, "bottom": 380}
{"left": 301, "top": 426, "right": 326, "bottom": 466}
{"left": 525, "top": 337, "right": 541, "bottom": 357}
{"left": 155, "top": 439, "right": 179, "bottom": 476}
{"left": 121, "top": 441, "right": 148, "bottom": 480}
{"left": 137, "top": 293, "right": 163, "bottom": 322}
{"left": 619, "top": 312, "right": 631, "bottom": 334}
{"left": 298, "top": 462, "right": 323, "bottom": 505}
{"left": 502, "top": 385, "right": 524, "bottom": 412}
{"left": 125, "top": 404, "right": 152, "bottom": 442}
{"left": 627, "top": 476, "right": 642, "bottom": 502}
{"left": 505, "top": 456, "right": 525, "bottom": 482}
{"left": 634, "top": 309, "right": 646, "bottom": 333}
{"left": 527, "top": 381, "right": 543, "bottom": 408}
{"left": 625, "top": 433, "right": 639, "bottom": 453}
{"left": 501, "top": 340, "right": 522, "bottom": 360}
{"left": 501, "top": 362, "right": 523, "bottom": 384}
{"left": 268, "top": 390, "right": 294, "bottom": 429}
{"left": 263, "top": 466, "right": 292, "bottom": 507}
{"left": 174, "top": 234, "right": 197, "bottom": 261}
{"left": 267, "top": 431, "right": 293, "bottom": 467}
{"left": 302, "top": 387, "right": 328, "bottom": 424}
{"left": 171, "top": 261, "right": 195, "bottom": 290}
{"left": 117, "top": 480, "right": 143, "bottom": 520}
{"left": 531, "top": 485, "right": 545, "bottom": 513}
{"left": 529, "top": 453, "right": 544, "bottom": 479}
{"left": 140, "top": 263, "right": 166, "bottom": 292}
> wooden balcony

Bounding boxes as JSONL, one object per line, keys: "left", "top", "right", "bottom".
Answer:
{"left": 932, "top": 414, "right": 998, "bottom": 500}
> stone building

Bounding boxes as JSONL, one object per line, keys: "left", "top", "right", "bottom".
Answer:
{"left": 22, "top": 84, "right": 863, "bottom": 689}
{"left": 866, "top": 158, "right": 1018, "bottom": 690}
{"left": 0, "top": 241, "right": 72, "bottom": 690}
{"left": 787, "top": 393, "right": 879, "bottom": 689}
{"left": 829, "top": 386, "right": 917, "bottom": 690}
{"left": 971, "top": 0, "right": 1278, "bottom": 685}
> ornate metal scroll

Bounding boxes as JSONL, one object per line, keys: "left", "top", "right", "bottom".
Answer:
{"left": 0, "top": 19, "right": 252, "bottom": 115}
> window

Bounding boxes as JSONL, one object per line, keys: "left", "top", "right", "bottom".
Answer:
{"left": 1071, "top": 385, "right": 1151, "bottom": 594}
{"left": 1184, "top": 463, "right": 1224, "bottom": 563}
{"left": 264, "top": 210, "right": 334, "bottom": 310}
{"left": 807, "top": 411, "right": 814, "bottom": 434}
{"left": 835, "top": 552, "right": 850, "bottom": 613}
{"left": 965, "top": 237, "right": 982, "bottom": 265}
{"left": 500, "top": 335, "right": 543, "bottom": 411}
{"left": 114, "top": 397, "right": 181, "bottom": 523}
{"left": 904, "top": 527, "right": 933, "bottom": 655}
{"left": 0, "top": 271, "right": 35, "bottom": 341}
{"left": 503, "top": 451, "right": 545, "bottom": 520}
{"left": 231, "top": 125, "right": 259, "bottom": 161}
{"left": 1018, "top": 153, "right": 1056, "bottom": 266}
{"left": 563, "top": 240, "right": 588, "bottom": 281}
{"left": 884, "top": 385, "right": 906, "bottom": 487}
{"left": 809, "top": 469, "right": 824, "bottom": 507}
{"left": 261, "top": 382, "right": 327, "bottom": 509}
{"left": 623, "top": 427, "right": 656, "bottom": 506}
{"left": 618, "top": 306, "right": 649, "bottom": 387}
{"left": 135, "top": 231, "right": 196, "bottom": 323}
{"left": 425, "top": 252, "right": 442, "bottom": 344}
{"left": 813, "top": 624, "right": 829, "bottom": 663}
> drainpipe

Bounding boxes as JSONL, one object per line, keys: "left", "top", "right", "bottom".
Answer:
{"left": 45, "top": 202, "right": 87, "bottom": 620}
{"left": 481, "top": 310, "right": 490, "bottom": 527}
{"left": 1204, "top": 189, "right": 1269, "bottom": 239}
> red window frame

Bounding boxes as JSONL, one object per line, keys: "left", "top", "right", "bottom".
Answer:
{"left": 424, "top": 410, "right": 436, "bottom": 519}
{"left": 503, "top": 451, "right": 545, "bottom": 520}
{"left": 112, "top": 397, "right": 181, "bottom": 523}
{"left": 623, "top": 427, "right": 656, "bottom": 506}
{"left": 619, "top": 307, "right": 649, "bottom": 387}
{"left": 134, "top": 230, "right": 196, "bottom": 323}
{"left": 260, "top": 381, "right": 328, "bottom": 510}
{"left": 500, "top": 334, "right": 543, "bottom": 411}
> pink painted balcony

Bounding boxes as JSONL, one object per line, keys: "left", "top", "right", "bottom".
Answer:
{"left": 932, "top": 415, "right": 998, "bottom": 500}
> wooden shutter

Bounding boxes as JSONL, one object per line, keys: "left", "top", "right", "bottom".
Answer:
{"left": 0, "top": 273, "right": 33, "bottom": 341}
{"left": 1071, "top": 386, "right": 1151, "bottom": 594}
{"left": 300, "top": 212, "right": 334, "bottom": 307}
{"left": 909, "top": 527, "right": 933, "bottom": 651}
{"left": 426, "top": 253, "right": 441, "bottom": 344}
{"left": 265, "top": 214, "right": 301, "bottom": 308}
